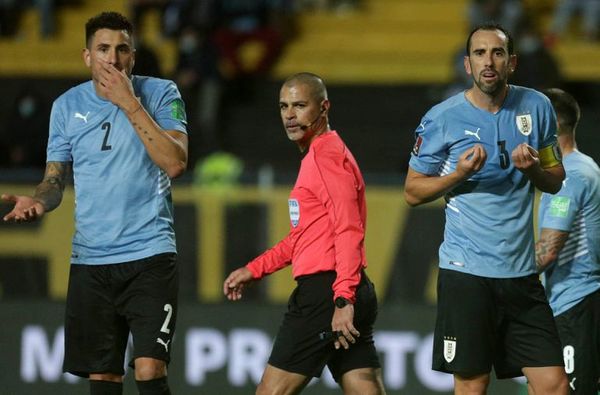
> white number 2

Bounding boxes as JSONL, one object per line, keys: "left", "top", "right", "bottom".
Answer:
{"left": 160, "top": 304, "right": 173, "bottom": 334}
{"left": 563, "top": 345, "right": 575, "bottom": 374}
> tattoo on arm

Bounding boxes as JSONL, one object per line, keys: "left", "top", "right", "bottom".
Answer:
{"left": 535, "top": 228, "right": 570, "bottom": 273}
{"left": 132, "top": 121, "right": 153, "bottom": 142}
{"left": 33, "top": 161, "right": 69, "bottom": 211}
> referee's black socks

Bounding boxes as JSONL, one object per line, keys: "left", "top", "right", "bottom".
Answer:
{"left": 136, "top": 377, "right": 171, "bottom": 395}
{"left": 89, "top": 380, "right": 123, "bottom": 395}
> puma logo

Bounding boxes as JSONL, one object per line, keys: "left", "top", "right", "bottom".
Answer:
{"left": 74, "top": 111, "right": 90, "bottom": 123}
{"left": 156, "top": 338, "right": 170, "bottom": 352}
{"left": 464, "top": 128, "right": 481, "bottom": 140}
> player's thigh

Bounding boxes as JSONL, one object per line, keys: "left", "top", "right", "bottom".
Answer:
{"left": 497, "top": 275, "right": 563, "bottom": 378}
{"left": 120, "top": 253, "right": 179, "bottom": 365}
{"left": 555, "top": 291, "right": 600, "bottom": 394}
{"left": 64, "top": 264, "right": 129, "bottom": 377}
{"left": 432, "top": 269, "right": 496, "bottom": 375}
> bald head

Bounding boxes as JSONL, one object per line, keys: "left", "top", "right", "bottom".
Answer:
{"left": 282, "top": 72, "right": 328, "bottom": 103}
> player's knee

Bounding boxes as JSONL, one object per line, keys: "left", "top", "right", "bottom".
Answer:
{"left": 454, "top": 372, "right": 490, "bottom": 395}
{"left": 134, "top": 357, "right": 167, "bottom": 381}
{"left": 340, "top": 368, "right": 386, "bottom": 395}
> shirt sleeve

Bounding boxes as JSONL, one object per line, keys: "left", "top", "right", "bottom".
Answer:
{"left": 312, "top": 149, "right": 365, "bottom": 303}
{"left": 152, "top": 80, "right": 188, "bottom": 133}
{"left": 46, "top": 99, "right": 72, "bottom": 162}
{"left": 246, "top": 236, "right": 293, "bottom": 279}
{"left": 540, "top": 173, "right": 583, "bottom": 232}
{"left": 537, "top": 96, "right": 561, "bottom": 168}
{"left": 408, "top": 117, "right": 448, "bottom": 175}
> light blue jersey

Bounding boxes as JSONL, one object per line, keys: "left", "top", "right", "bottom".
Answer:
{"left": 47, "top": 76, "right": 187, "bottom": 264}
{"left": 538, "top": 151, "right": 600, "bottom": 316}
{"left": 409, "top": 85, "right": 559, "bottom": 278}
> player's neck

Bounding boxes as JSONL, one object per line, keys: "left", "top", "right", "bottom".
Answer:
{"left": 466, "top": 84, "right": 509, "bottom": 114}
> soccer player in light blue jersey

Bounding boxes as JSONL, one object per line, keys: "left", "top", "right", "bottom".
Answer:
{"left": 404, "top": 24, "right": 568, "bottom": 394}
{"left": 536, "top": 88, "right": 600, "bottom": 394}
{"left": 1, "top": 12, "right": 187, "bottom": 395}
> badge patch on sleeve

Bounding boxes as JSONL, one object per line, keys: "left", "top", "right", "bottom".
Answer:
{"left": 170, "top": 99, "right": 187, "bottom": 122}
{"left": 288, "top": 199, "right": 300, "bottom": 227}
{"left": 412, "top": 135, "right": 423, "bottom": 156}
{"left": 549, "top": 196, "right": 570, "bottom": 218}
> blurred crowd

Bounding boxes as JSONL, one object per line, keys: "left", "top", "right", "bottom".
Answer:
{"left": 0, "top": 0, "right": 598, "bottom": 171}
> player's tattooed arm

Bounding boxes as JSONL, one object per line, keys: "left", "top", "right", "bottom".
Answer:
{"left": 33, "top": 161, "right": 70, "bottom": 211}
{"left": 535, "top": 228, "right": 569, "bottom": 273}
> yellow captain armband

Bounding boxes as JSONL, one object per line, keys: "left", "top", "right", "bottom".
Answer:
{"left": 539, "top": 143, "right": 562, "bottom": 169}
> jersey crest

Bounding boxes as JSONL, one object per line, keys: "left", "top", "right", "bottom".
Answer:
{"left": 516, "top": 114, "right": 532, "bottom": 136}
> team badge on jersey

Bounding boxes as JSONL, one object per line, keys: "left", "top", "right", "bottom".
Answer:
{"left": 516, "top": 114, "right": 532, "bottom": 136}
{"left": 443, "top": 336, "right": 457, "bottom": 363}
{"left": 288, "top": 199, "right": 300, "bottom": 227}
{"left": 412, "top": 135, "right": 423, "bottom": 156}
{"left": 549, "top": 196, "right": 570, "bottom": 218}
{"left": 170, "top": 99, "right": 187, "bottom": 122}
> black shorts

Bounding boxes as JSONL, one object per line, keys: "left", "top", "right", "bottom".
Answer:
{"left": 554, "top": 289, "right": 600, "bottom": 394}
{"left": 433, "top": 269, "right": 564, "bottom": 379}
{"left": 63, "top": 253, "right": 178, "bottom": 377}
{"left": 268, "top": 270, "right": 381, "bottom": 382}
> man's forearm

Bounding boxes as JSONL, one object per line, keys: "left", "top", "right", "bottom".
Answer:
{"left": 528, "top": 165, "right": 565, "bottom": 194}
{"left": 33, "top": 162, "right": 67, "bottom": 211}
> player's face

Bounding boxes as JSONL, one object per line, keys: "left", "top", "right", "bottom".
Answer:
{"left": 83, "top": 28, "right": 135, "bottom": 81}
{"left": 464, "top": 29, "right": 516, "bottom": 97}
{"left": 279, "top": 83, "right": 323, "bottom": 147}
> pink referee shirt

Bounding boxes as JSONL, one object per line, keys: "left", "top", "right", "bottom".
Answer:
{"left": 246, "top": 130, "right": 367, "bottom": 303}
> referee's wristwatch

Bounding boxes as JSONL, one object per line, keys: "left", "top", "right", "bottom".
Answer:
{"left": 334, "top": 297, "right": 351, "bottom": 308}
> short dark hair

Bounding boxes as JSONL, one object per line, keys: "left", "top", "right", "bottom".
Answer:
{"left": 543, "top": 88, "right": 581, "bottom": 135}
{"left": 466, "top": 23, "right": 514, "bottom": 56}
{"left": 85, "top": 11, "right": 133, "bottom": 48}
{"left": 283, "top": 72, "right": 328, "bottom": 102}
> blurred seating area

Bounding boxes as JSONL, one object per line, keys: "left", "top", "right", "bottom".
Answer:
{"left": 0, "top": 0, "right": 599, "bottom": 81}
{"left": 0, "top": 0, "right": 599, "bottom": 173}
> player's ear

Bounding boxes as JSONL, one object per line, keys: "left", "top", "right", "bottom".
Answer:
{"left": 82, "top": 48, "right": 91, "bottom": 68}
{"left": 464, "top": 55, "right": 472, "bottom": 76}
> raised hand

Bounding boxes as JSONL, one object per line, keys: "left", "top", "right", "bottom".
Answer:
{"left": 511, "top": 143, "right": 540, "bottom": 174}
{"left": 1, "top": 194, "right": 46, "bottom": 222}
{"left": 456, "top": 143, "right": 487, "bottom": 179}
{"left": 96, "top": 59, "right": 139, "bottom": 113}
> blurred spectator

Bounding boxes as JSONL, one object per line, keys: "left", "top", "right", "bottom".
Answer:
{"left": 33, "top": 0, "right": 55, "bottom": 38}
{"left": 134, "top": 40, "right": 163, "bottom": 77}
{"left": 127, "top": 0, "right": 169, "bottom": 37}
{"left": 0, "top": 87, "right": 49, "bottom": 168}
{"left": 174, "top": 23, "right": 223, "bottom": 156}
{"left": 512, "top": 23, "right": 562, "bottom": 90}
{"left": 467, "top": 0, "right": 524, "bottom": 35}
{"left": 212, "top": 0, "right": 288, "bottom": 80}
{"left": 0, "top": 0, "right": 22, "bottom": 36}
{"left": 173, "top": 0, "right": 296, "bottom": 159}
{"left": 545, "top": 0, "right": 600, "bottom": 44}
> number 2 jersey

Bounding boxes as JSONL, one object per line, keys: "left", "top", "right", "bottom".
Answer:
{"left": 409, "top": 85, "right": 561, "bottom": 278}
{"left": 246, "top": 130, "right": 367, "bottom": 302}
{"left": 46, "top": 76, "right": 188, "bottom": 265}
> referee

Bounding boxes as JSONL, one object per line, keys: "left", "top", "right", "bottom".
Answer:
{"left": 223, "top": 72, "right": 386, "bottom": 395}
